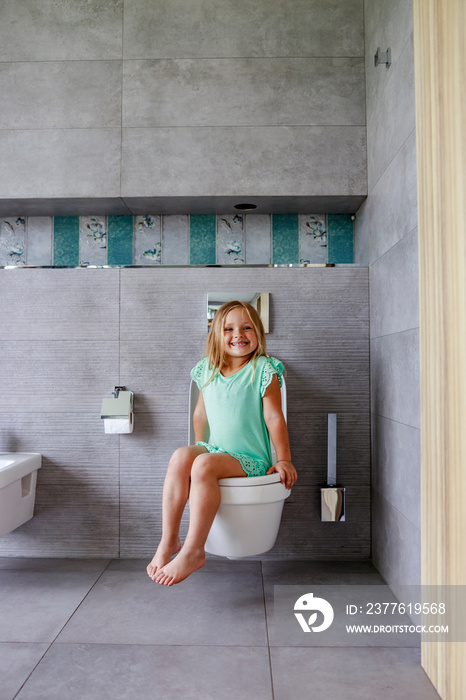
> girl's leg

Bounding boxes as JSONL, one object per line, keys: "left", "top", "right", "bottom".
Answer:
{"left": 147, "top": 445, "right": 206, "bottom": 579}
{"left": 155, "top": 452, "right": 245, "bottom": 586}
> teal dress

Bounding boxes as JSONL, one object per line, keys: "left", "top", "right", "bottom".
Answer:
{"left": 190, "top": 355, "right": 284, "bottom": 477}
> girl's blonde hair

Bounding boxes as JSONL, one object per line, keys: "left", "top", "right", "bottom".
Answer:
{"left": 205, "top": 300, "right": 267, "bottom": 382}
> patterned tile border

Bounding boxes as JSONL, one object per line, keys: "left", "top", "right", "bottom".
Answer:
{"left": 0, "top": 213, "right": 354, "bottom": 267}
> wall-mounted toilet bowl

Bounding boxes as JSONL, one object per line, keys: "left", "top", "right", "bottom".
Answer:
{"left": 204, "top": 472, "right": 291, "bottom": 558}
{"left": 0, "top": 453, "right": 41, "bottom": 536}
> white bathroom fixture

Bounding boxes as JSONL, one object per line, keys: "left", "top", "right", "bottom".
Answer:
{"left": 0, "top": 453, "right": 41, "bottom": 536}
{"left": 189, "top": 377, "right": 290, "bottom": 558}
{"left": 204, "top": 472, "right": 290, "bottom": 558}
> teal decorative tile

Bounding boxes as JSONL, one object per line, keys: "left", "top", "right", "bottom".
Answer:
{"left": 328, "top": 214, "right": 354, "bottom": 264}
{"left": 53, "top": 216, "right": 79, "bottom": 266}
{"left": 189, "top": 215, "right": 216, "bottom": 265}
{"left": 107, "top": 216, "right": 133, "bottom": 265}
{"left": 272, "top": 214, "right": 299, "bottom": 265}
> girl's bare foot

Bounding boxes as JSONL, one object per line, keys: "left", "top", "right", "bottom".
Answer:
{"left": 154, "top": 547, "right": 206, "bottom": 586}
{"left": 146, "top": 538, "right": 181, "bottom": 580}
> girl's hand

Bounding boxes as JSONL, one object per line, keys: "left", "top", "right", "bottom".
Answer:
{"left": 267, "top": 460, "right": 297, "bottom": 490}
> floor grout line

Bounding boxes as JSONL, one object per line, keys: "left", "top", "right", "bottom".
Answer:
{"left": 261, "top": 561, "right": 276, "bottom": 700}
{"left": 11, "top": 560, "right": 112, "bottom": 699}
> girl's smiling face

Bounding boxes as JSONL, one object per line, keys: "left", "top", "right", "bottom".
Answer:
{"left": 223, "top": 307, "right": 258, "bottom": 360}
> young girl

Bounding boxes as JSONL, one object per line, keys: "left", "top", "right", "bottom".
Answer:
{"left": 147, "top": 300, "right": 297, "bottom": 586}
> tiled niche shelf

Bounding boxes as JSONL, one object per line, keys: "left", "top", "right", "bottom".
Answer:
{"left": 0, "top": 213, "right": 353, "bottom": 268}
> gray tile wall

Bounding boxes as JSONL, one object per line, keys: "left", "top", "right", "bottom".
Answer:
{"left": 355, "top": 0, "right": 419, "bottom": 586}
{"left": 0, "top": 0, "right": 366, "bottom": 209}
{"left": 0, "top": 267, "right": 369, "bottom": 559}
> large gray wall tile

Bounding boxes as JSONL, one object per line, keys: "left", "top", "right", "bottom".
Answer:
{"left": 123, "top": 0, "right": 363, "bottom": 59}
{"left": 0, "top": 0, "right": 123, "bottom": 61}
{"left": 372, "top": 415, "right": 421, "bottom": 529}
{"left": 0, "top": 269, "right": 120, "bottom": 341}
{"left": 120, "top": 340, "right": 200, "bottom": 413}
{"left": 0, "top": 341, "right": 119, "bottom": 413}
{"left": 355, "top": 129, "right": 417, "bottom": 265}
{"left": 0, "top": 130, "right": 121, "bottom": 199}
{"left": 369, "top": 228, "right": 419, "bottom": 338}
{"left": 0, "top": 62, "right": 122, "bottom": 129}
{"left": 371, "top": 489, "right": 421, "bottom": 587}
{"left": 121, "top": 126, "right": 367, "bottom": 197}
{"left": 371, "top": 329, "right": 420, "bottom": 429}
{"left": 123, "top": 58, "right": 365, "bottom": 127}
{"left": 364, "top": 0, "right": 414, "bottom": 51}
{"left": 367, "top": 34, "right": 416, "bottom": 190}
{"left": 364, "top": 0, "right": 414, "bottom": 118}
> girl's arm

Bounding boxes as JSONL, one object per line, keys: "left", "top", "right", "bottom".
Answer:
{"left": 262, "top": 374, "right": 297, "bottom": 489}
{"left": 193, "top": 391, "right": 210, "bottom": 444}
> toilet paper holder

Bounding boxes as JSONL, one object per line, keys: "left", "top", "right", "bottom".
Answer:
{"left": 101, "top": 386, "right": 134, "bottom": 419}
{"left": 321, "top": 414, "right": 346, "bottom": 522}
{"left": 101, "top": 387, "right": 134, "bottom": 434}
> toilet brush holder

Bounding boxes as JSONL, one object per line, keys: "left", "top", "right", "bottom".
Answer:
{"left": 321, "top": 486, "right": 346, "bottom": 522}
{"left": 321, "top": 414, "right": 346, "bottom": 522}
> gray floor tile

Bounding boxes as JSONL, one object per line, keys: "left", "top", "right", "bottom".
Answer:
{"left": 0, "top": 571, "right": 104, "bottom": 642}
{"left": 262, "top": 559, "right": 384, "bottom": 584}
{"left": 0, "top": 643, "right": 48, "bottom": 700}
{"left": 268, "top": 582, "right": 420, "bottom": 648}
{"left": 262, "top": 560, "right": 385, "bottom": 614}
{"left": 270, "top": 647, "right": 440, "bottom": 700}
{"left": 57, "top": 569, "right": 268, "bottom": 646}
{"left": 107, "top": 557, "right": 261, "bottom": 574}
{"left": 106, "top": 558, "right": 158, "bottom": 572}
{"left": 16, "top": 643, "right": 273, "bottom": 700}
{"left": 0, "top": 557, "right": 110, "bottom": 573}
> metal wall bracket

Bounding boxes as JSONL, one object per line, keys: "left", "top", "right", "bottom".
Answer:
{"left": 374, "top": 47, "right": 391, "bottom": 68}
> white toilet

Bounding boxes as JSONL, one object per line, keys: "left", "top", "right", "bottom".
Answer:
{"left": 189, "top": 377, "right": 291, "bottom": 558}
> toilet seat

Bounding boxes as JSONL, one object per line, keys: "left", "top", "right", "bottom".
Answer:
{"left": 217, "top": 474, "right": 290, "bottom": 505}
{"left": 218, "top": 473, "right": 282, "bottom": 487}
